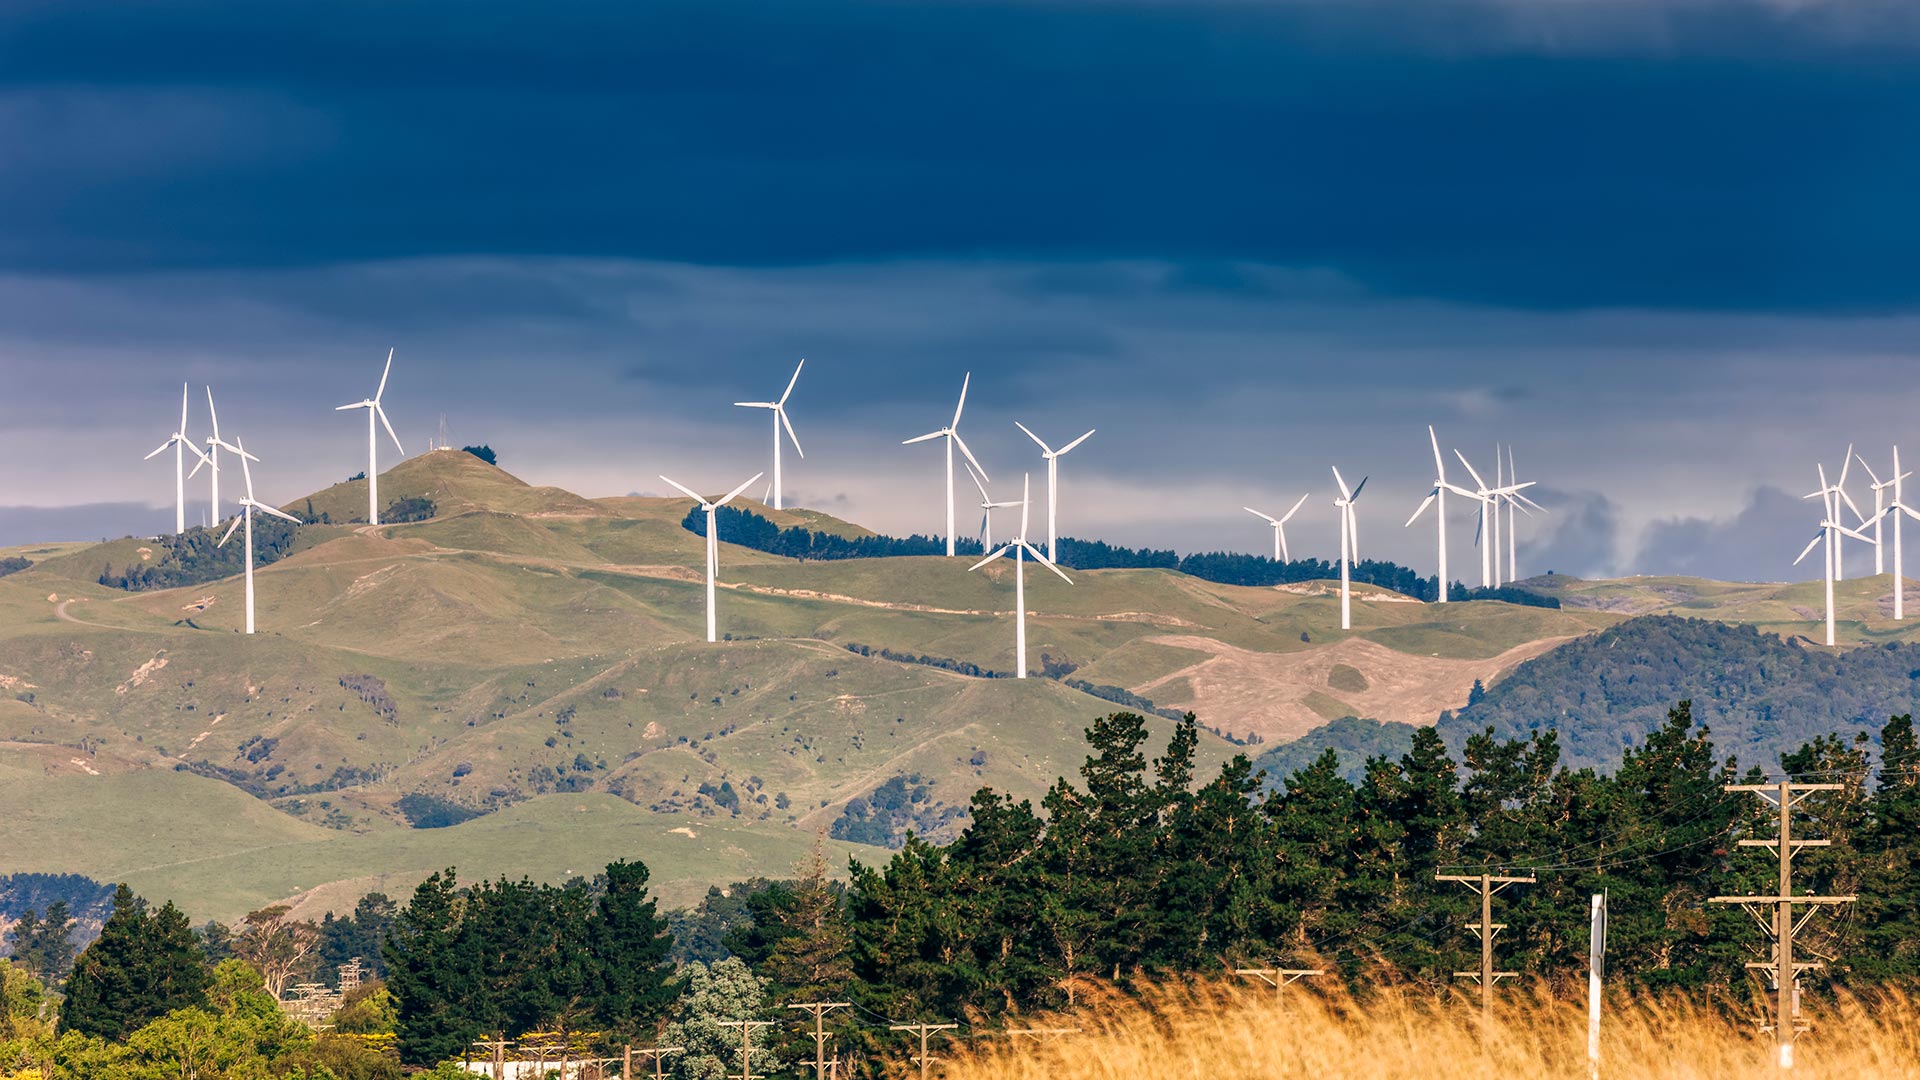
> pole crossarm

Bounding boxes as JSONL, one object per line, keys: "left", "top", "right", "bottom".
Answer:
{"left": 787, "top": 1002, "right": 852, "bottom": 1080}
{"left": 1436, "top": 871, "right": 1536, "bottom": 1016}
{"left": 717, "top": 1021, "right": 773, "bottom": 1080}
{"left": 890, "top": 1022, "right": 959, "bottom": 1080}
{"left": 1232, "top": 966, "right": 1324, "bottom": 991}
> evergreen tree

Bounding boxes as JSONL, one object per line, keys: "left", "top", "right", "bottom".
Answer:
{"left": 764, "top": 841, "right": 852, "bottom": 1002}
{"left": 386, "top": 870, "right": 475, "bottom": 1067}
{"left": 1852, "top": 714, "right": 1920, "bottom": 980}
{"left": 61, "top": 884, "right": 210, "bottom": 1040}
{"left": 8, "top": 900, "right": 78, "bottom": 986}
{"left": 592, "top": 859, "right": 681, "bottom": 1037}
{"left": 1269, "top": 749, "right": 1358, "bottom": 954}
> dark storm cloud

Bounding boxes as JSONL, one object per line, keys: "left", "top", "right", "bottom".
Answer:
{"left": 1631, "top": 486, "right": 1818, "bottom": 582}
{"left": 1518, "top": 489, "right": 1620, "bottom": 579}
{"left": 5, "top": 1, "right": 1920, "bottom": 310}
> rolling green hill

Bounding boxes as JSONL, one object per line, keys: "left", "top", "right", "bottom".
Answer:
{"left": 3, "top": 451, "right": 1906, "bottom": 923}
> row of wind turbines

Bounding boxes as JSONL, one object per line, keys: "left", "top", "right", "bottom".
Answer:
{"left": 1794, "top": 445, "right": 1920, "bottom": 646}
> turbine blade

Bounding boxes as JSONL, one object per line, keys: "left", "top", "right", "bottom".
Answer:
{"left": 256, "top": 503, "right": 301, "bottom": 524}
{"left": 734, "top": 401, "right": 776, "bottom": 409}
{"left": 1516, "top": 492, "right": 1548, "bottom": 513}
{"left": 1350, "top": 475, "right": 1368, "bottom": 501}
{"left": 145, "top": 439, "right": 173, "bottom": 460}
{"left": 1331, "top": 465, "right": 1352, "bottom": 501}
{"left": 952, "top": 372, "right": 970, "bottom": 428}
{"left": 716, "top": 472, "right": 765, "bottom": 507}
{"left": 1278, "top": 527, "right": 1290, "bottom": 562}
{"left": 1057, "top": 429, "right": 1095, "bottom": 456}
{"left": 1794, "top": 533, "right": 1823, "bottom": 565}
{"left": 1454, "top": 449, "right": 1488, "bottom": 490}
{"left": 1019, "top": 473, "right": 1031, "bottom": 538}
{"left": 779, "top": 406, "right": 804, "bottom": 458}
{"left": 335, "top": 403, "right": 363, "bottom": 412}
{"left": 1429, "top": 425, "right": 1446, "bottom": 477}
{"left": 1855, "top": 451, "right": 1881, "bottom": 486}
{"left": 969, "top": 546, "right": 1011, "bottom": 571}
{"left": 180, "top": 382, "right": 190, "bottom": 432}
{"left": 1406, "top": 492, "right": 1436, "bottom": 528}
{"left": 970, "top": 464, "right": 993, "bottom": 503}
{"left": 1838, "top": 487, "right": 1864, "bottom": 518}
{"left": 1026, "top": 543, "right": 1073, "bottom": 583}
{"left": 952, "top": 432, "right": 987, "bottom": 479}
{"left": 237, "top": 439, "right": 255, "bottom": 499}
{"left": 1838, "top": 444, "right": 1854, "bottom": 490}
{"left": 376, "top": 347, "right": 394, "bottom": 401}
{"left": 206, "top": 387, "right": 220, "bottom": 438}
{"left": 1244, "top": 507, "right": 1280, "bottom": 525}
{"left": 1281, "top": 492, "right": 1311, "bottom": 523}
{"left": 1014, "top": 420, "right": 1051, "bottom": 454}
{"left": 1836, "top": 523, "right": 1877, "bottom": 544}
{"left": 188, "top": 453, "right": 208, "bottom": 479}
{"left": 377, "top": 404, "right": 404, "bottom": 455}
{"left": 779, "top": 357, "right": 805, "bottom": 405}
{"left": 658, "top": 475, "right": 709, "bottom": 505}
{"left": 219, "top": 515, "right": 243, "bottom": 546}
{"left": 902, "top": 430, "right": 946, "bottom": 445}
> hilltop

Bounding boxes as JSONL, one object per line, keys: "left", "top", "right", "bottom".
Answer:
{"left": 2, "top": 451, "right": 1916, "bottom": 922}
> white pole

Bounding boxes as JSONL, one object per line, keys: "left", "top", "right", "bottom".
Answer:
{"left": 1340, "top": 507, "right": 1352, "bottom": 630}
{"left": 1273, "top": 525, "right": 1281, "bottom": 562}
{"left": 1436, "top": 486, "right": 1448, "bottom": 603}
{"left": 174, "top": 440, "right": 187, "bottom": 534}
{"left": 1491, "top": 497, "right": 1503, "bottom": 588}
{"left": 1479, "top": 499, "right": 1491, "bottom": 588}
{"left": 772, "top": 411, "right": 783, "bottom": 510}
{"left": 368, "top": 407, "right": 380, "bottom": 525}
{"left": 1508, "top": 497, "right": 1518, "bottom": 583}
{"left": 1825, "top": 505, "right": 1837, "bottom": 647}
{"left": 1897, "top": 449, "right": 1907, "bottom": 622}
{"left": 243, "top": 509, "right": 256, "bottom": 635}
{"left": 1047, "top": 456, "right": 1059, "bottom": 564}
{"left": 1588, "top": 894, "right": 1605, "bottom": 1080}
{"left": 210, "top": 450, "right": 221, "bottom": 526}
{"left": 705, "top": 506, "right": 718, "bottom": 642}
{"left": 1874, "top": 484, "right": 1886, "bottom": 575}
{"left": 1015, "top": 546, "right": 1027, "bottom": 678}
{"left": 945, "top": 437, "right": 955, "bottom": 557}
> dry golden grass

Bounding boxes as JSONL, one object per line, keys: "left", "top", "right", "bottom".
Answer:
{"left": 945, "top": 981, "right": 1920, "bottom": 1080}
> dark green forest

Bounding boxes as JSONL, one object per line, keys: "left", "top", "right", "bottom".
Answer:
{"left": 96, "top": 519, "right": 302, "bottom": 592}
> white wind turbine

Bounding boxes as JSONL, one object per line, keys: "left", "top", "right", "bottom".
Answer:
{"left": 1332, "top": 466, "right": 1367, "bottom": 630}
{"left": 660, "top": 471, "right": 764, "bottom": 643}
{"left": 335, "top": 349, "right": 405, "bottom": 525}
{"left": 903, "top": 373, "right": 987, "bottom": 557}
{"left": 144, "top": 382, "right": 210, "bottom": 534}
{"left": 1407, "top": 425, "right": 1476, "bottom": 603}
{"left": 1860, "top": 448, "right": 1920, "bottom": 620}
{"left": 1013, "top": 421, "right": 1095, "bottom": 563}
{"left": 1451, "top": 449, "right": 1497, "bottom": 588}
{"left": 1500, "top": 445, "right": 1548, "bottom": 584}
{"left": 190, "top": 387, "right": 256, "bottom": 526}
{"left": 1244, "top": 494, "right": 1310, "bottom": 562}
{"left": 217, "top": 439, "right": 301, "bottom": 635}
{"left": 969, "top": 473, "right": 1071, "bottom": 678}
{"left": 967, "top": 464, "right": 1021, "bottom": 550}
{"left": 734, "top": 359, "right": 805, "bottom": 510}
{"left": 1796, "top": 462, "right": 1878, "bottom": 646}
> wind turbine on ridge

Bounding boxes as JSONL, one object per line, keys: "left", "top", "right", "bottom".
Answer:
{"left": 660, "top": 471, "right": 764, "bottom": 643}
{"left": 1245, "top": 494, "right": 1310, "bottom": 562}
{"left": 144, "top": 382, "right": 210, "bottom": 534}
{"left": 1407, "top": 425, "right": 1475, "bottom": 603}
{"left": 1332, "top": 466, "right": 1367, "bottom": 631}
{"left": 1859, "top": 447, "right": 1920, "bottom": 620}
{"left": 969, "top": 473, "right": 1072, "bottom": 678}
{"left": 216, "top": 439, "right": 301, "bottom": 636}
{"left": 1796, "top": 461, "right": 1878, "bottom": 647}
{"left": 903, "top": 373, "right": 987, "bottom": 557}
{"left": 967, "top": 464, "right": 1021, "bottom": 550}
{"left": 734, "top": 359, "right": 806, "bottom": 510}
{"left": 335, "top": 349, "right": 405, "bottom": 525}
{"left": 190, "top": 387, "right": 256, "bottom": 526}
{"left": 1500, "top": 445, "right": 1548, "bottom": 583}
{"left": 1013, "top": 421, "right": 1094, "bottom": 563}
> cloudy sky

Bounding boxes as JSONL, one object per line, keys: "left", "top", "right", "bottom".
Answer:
{"left": 4, "top": 0, "right": 1919, "bottom": 580}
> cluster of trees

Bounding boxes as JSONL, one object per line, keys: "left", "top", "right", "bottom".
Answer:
{"left": 0, "top": 555, "right": 29, "bottom": 578}
{"left": 97, "top": 517, "right": 301, "bottom": 591}
{"left": 462, "top": 445, "right": 498, "bottom": 465}
{"left": 1440, "top": 616, "right": 1920, "bottom": 771}
{"left": 683, "top": 505, "right": 983, "bottom": 559}
{"left": 830, "top": 774, "right": 965, "bottom": 848}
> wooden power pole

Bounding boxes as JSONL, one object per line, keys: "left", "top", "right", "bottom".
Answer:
{"left": 787, "top": 1001, "right": 851, "bottom": 1080}
{"left": 624, "top": 1043, "right": 684, "bottom": 1080}
{"left": 890, "top": 1022, "right": 958, "bottom": 1080}
{"left": 1710, "top": 780, "right": 1856, "bottom": 1072}
{"left": 470, "top": 1034, "right": 513, "bottom": 1080}
{"left": 1232, "top": 965, "right": 1323, "bottom": 996}
{"left": 1436, "top": 872, "right": 1536, "bottom": 1017}
{"left": 717, "top": 1020, "right": 774, "bottom": 1080}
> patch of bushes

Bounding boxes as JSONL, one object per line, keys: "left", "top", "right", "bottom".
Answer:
{"left": 395, "top": 792, "right": 483, "bottom": 829}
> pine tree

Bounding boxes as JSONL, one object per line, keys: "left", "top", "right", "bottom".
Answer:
{"left": 1854, "top": 714, "right": 1920, "bottom": 979}
{"left": 1269, "top": 749, "right": 1358, "bottom": 954}
{"left": 61, "top": 884, "right": 210, "bottom": 1040}
{"left": 764, "top": 840, "right": 853, "bottom": 1002}
{"left": 593, "top": 859, "right": 681, "bottom": 1037}
{"left": 386, "top": 870, "right": 477, "bottom": 1067}
{"left": 8, "top": 900, "right": 78, "bottom": 987}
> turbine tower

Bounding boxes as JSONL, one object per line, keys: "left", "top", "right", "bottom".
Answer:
{"left": 903, "top": 373, "right": 987, "bottom": 557}
{"left": 1332, "top": 466, "right": 1367, "bottom": 631}
{"left": 660, "top": 471, "right": 764, "bottom": 643}
{"left": 1862, "top": 447, "right": 1920, "bottom": 620}
{"left": 191, "top": 387, "right": 256, "bottom": 526}
{"left": 1451, "top": 450, "right": 1496, "bottom": 588}
{"left": 1013, "top": 421, "right": 1094, "bottom": 563}
{"left": 1501, "top": 445, "right": 1548, "bottom": 584}
{"left": 1244, "top": 494, "right": 1310, "bottom": 562}
{"left": 1796, "top": 462, "right": 1877, "bottom": 647}
{"left": 968, "top": 474, "right": 1071, "bottom": 678}
{"left": 144, "top": 382, "right": 210, "bottom": 534}
{"left": 734, "top": 359, "right": 806, "bottom": 510}
{"left": 967, "top": 464, "right": 1021, "bottom": 550}
{"left": 1407, "top": 425, "right": 1475, "bottom": 603}
{"left": 216, "top": 440, "right": 301, "bottom": 635}
{"left": 335, "top": 349, "right": 405, "bottom": 525}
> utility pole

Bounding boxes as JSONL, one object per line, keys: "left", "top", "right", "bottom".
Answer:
{"left": 889, "top": 1022, "right": 958, "bottom": 1080}
{"left": 1710, "top": 780, "right": 1856, "bottom": 1072}
{"left": 1231, "top": 965, "right": 1323, "bottom": 996}
{"left": 1436, "top": 872, "right": 1536, "bottom": 1017}
{"left": 787, "top": 1001, "right": 851, "bottom": 1080}
{"left": 1588, "top": 893, "right": 1606, "bottom": 1080}
{"left": 623, "top": 1044, "right": 684, "bottom": 1080}
{"left": 717, "top": 1020, "right": 774, "bottom": 1080}
{"left": 470, "top": 1034, "right": 513, "bottom": 1080}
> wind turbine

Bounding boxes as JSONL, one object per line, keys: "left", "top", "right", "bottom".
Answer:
{"left": 1407, "top": 425, "right": 1476, "bottom": 603}
{"left": 902, "top": 373, "right": 987, "bottom": 557}
{"left": 1796, "top": 462, "right": 1878, "bottom": 647}
{"left": 144, "top": 382, "right": 210, "bottom": 534}
{"left": 1244, "top": 494, "right": 1310, "bottom": 562}
{"left": 335, "top": 349, "right": 405, "bottom": 525}
{"left": 1451, "top": 450, "right": 1496, "bottom": 588}
{"left": 660, "top": 471, "right": 764, "bottom": 643}
{"left": 1013, "top": 421, "right": 1094, "bottom": 563}
{"left": 967, "top": 464, "right": 1021, "bottom": 550}
{"left": 1332, "top": 466, "right": 1367, "bottom": 631}
{"left": 734, "top": 359, "right": 805, "bottom": 510}
{"left": 217, "top": 440, "right": 301, "bottom": 635}
{"left": 1501, "top": 445, "right": 1548, "bottom": 583}
{"left": 968, "top": 473, "right": 1071, "bottom": 678}
{"left": 1856, "top": 449, "right": 1890, "bottom": 577}
{"left": 1861, "top": 448, "right": 1920, "bottom": 619}
{"left": 190, "top": 387, "right": 256, "bottom": 526}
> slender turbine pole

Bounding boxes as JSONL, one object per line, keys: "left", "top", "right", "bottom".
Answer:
{"left": 661, "top": 473, "right": 762, "bottom": 643}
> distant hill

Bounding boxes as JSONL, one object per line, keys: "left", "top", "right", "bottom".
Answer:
{"left": 1249, "top": 715, "right": 1418, "bottom": 788}
{"left": 1437, "top": 615, "right": 1920, "bottom": 771}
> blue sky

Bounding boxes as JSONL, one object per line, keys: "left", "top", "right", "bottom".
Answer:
{"left": 4, "top": 0, "right": 1919, "bottom": 580}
